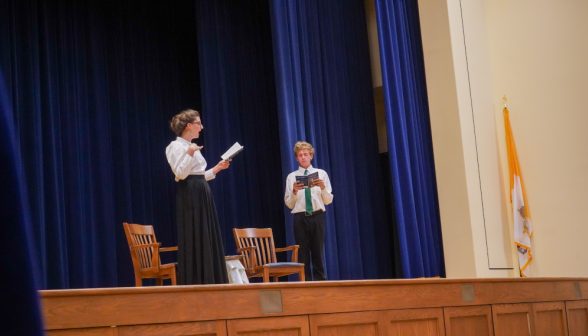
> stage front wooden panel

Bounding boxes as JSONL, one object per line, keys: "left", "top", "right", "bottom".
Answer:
{"left": 310, "top": 311, "right": 383, "bottom": 336}
{"left": 444, "top": 306, "right": 493, "bottom": 336}
{"left": 533, "top": 301, "right": 568, "bottom": 336}
{"left": 118, "top": 320, "right": 227, "bottom": 336}
{"left": 492, "top": 303, "right": 533, "bottom": 336}
{"left": 309, "top": 308, "right": 444, "bottom": 336}
{"left": 41, "top": 278, "right": 588, "bottom": 336}
{"left": 227, "top": 316, "right": 309, "bottom": 336}
{"left": 385, "top": 308, "right": 445, "bottom": 336}
{"left": 566, "top": 300, "right": 588, "bottom": 336}
{"left": 47, "top": 327, "right": 118, "bottom": 336}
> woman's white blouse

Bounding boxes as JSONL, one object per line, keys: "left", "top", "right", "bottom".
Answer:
{"left": 166, "top": 137, "right": 215, "bottom": 182}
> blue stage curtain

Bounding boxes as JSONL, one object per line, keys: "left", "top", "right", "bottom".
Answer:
{"left": 195, "top": 0, "right": 288, "bottom": 256}
{"left": 0, "top": 0, "right": 201, "bottom": 289}
{"left": 270, "top": 0, "right": 394, "bottom": 280}
{"left": 0, "top": 67, "right": 45, "bottom": 335}
{"left": 375, "top": 0, "right": 445, "bottom": 278}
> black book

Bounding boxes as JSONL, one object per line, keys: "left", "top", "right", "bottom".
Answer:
{"left": 296, "top": 172, "right": 319, "bottom": 189}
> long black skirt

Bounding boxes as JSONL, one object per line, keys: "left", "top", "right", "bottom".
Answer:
{"left": 176, "top": 175, "right": 228, "bottom": 285}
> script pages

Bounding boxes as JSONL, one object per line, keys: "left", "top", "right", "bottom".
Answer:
{"left": 296, "top": 172, "right": 319, "bottom": 188}
{"left": 221, "top": 142, "right": 244, "bottom": 161}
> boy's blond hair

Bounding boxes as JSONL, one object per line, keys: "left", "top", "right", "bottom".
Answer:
{"left": 293, "top": 141, "right": 315, "bottom": 156}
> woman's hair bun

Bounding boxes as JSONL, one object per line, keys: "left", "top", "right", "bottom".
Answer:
{"left": 170, "top": 109, "right": 200, "bottom": 136}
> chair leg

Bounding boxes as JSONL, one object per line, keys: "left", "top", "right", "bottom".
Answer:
{"left": 273, "top": 276, "right": 279, "bottom": 283}
{"left": 263, "top": 267, "right": 270, "bottom": 282}
{"left": 135, "top": 276, "right": 143, "bottom": 287}
{"left": 156, "top": 278, "right": 163, "bottom": 286}
{"left": 170, "top": 268, "right": 177, "bottom": 286}
{"left": 299, "top": 265, "right": 305, "bottom": 281}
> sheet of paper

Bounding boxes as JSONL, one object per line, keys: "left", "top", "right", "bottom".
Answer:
{"left": 221, "top": 142, "right": 244, "bottom": 160}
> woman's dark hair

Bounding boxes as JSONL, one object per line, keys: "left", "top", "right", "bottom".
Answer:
{"left": 170, "top": 109, "right": 200, "bottom": 136}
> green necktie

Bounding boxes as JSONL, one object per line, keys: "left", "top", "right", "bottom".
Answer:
{"left": 304, "top": 169, "right": 313, "bottom": 214}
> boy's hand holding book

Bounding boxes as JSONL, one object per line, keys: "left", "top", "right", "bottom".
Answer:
{"left": 313, "top": 178, "right": 325, "bottom": 190}
{"left": 293, "top": 181, "right": 304, "bottom": 195}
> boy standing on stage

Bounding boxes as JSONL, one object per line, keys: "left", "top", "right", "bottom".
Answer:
{"left": 284, "top": 141, "right": 333, "bottom": 281}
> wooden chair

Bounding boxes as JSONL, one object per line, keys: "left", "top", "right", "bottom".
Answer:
{"left": 233, "top": 228, "right": 305, "bottom": 282}
{"left": 123, "top": 222, "right": 178, "bottom": 286}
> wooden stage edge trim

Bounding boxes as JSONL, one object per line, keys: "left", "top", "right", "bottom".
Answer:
{"left": 40, "top": 277, "right": 588, "bottom": 297}
{"left": 41, "top": 277, "right": 588, "bottom": 331}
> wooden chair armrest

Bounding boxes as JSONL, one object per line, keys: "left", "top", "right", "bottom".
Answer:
{"left": 236, "top": 246, "right": 257, "bottom": 253}
{"left": 160, "top": 246, "right": 178, "bottom": 252}
{"left": 236, "top": 246, "right": 258, "bottom": 268}
{"left": 275, "top": 245, "right": 298, "bottom": 252}
{"left": 130, "top": 243, "right": 160, "bottom": 250}
{"left": 275, "top": 245, "right": 299, "bottom": 263}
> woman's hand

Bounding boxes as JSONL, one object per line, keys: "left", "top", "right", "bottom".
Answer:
{"left": 187, "top": 143, "right": 203, "bottom": 157}
{"left": 213, "top": 159, "right": 231, "bottom": 175}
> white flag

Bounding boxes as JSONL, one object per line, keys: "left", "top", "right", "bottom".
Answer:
{"left": 504, "top": 108, "right": 533, "bottom": 277}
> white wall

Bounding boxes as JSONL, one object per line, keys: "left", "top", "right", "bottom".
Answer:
{"left": 419, "top": 0, "right": 588, "bottom": 277}
{"left": 418, "top": 0, "right": 516, "bottom": 278}
{"left": 485, "top": 0, "right": 588, "bottom": 277}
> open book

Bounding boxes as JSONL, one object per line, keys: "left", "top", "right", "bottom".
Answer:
{"left": 296, "top": 171, "right": 319, "bottom": 188}
{"left": 221, "top": 142, "right": 244, "bottom": 161}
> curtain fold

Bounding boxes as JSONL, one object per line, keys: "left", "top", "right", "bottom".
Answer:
{"left": 270, "top": 0, "right": 394, "bottom": 280}
{"left": 0, "top": 64, "right": 45, "bottom": 336}
{"left": 375, "top": 0, "right": 445, "bottom": 278}
{"left": 195, "top": 0, "right": 287, "bottom": 256}
{"left": 0, "top": 0, "right": 201, "bottom": 288}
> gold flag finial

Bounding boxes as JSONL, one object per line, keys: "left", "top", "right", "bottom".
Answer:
{"left": 503, "top": 95, "right": 508, "bottom": 109}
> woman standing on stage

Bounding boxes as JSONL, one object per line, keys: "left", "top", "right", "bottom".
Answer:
{"left": 166, "top": 109, "right": 230, "bottom": 285}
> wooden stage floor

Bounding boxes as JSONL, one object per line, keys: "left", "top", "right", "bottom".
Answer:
{"left": 42, "top": 277, "right": 588, "bottom": 335}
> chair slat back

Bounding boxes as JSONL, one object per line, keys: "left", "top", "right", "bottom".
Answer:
{"left": 233, "top": 228, "right": 277, "bottom": 268}
{"left": 123, "top": 223, "right": 158, "bottom": 270}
